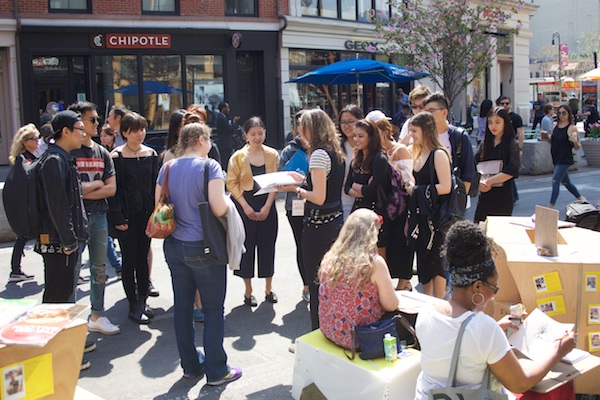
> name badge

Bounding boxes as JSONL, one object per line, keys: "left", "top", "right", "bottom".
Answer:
{"left": 292, "top": 198, "right": 305, "bottom": 217}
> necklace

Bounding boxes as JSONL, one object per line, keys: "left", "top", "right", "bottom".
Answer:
{"left": 126, "top": 143, "right": 142, "bottom": 154}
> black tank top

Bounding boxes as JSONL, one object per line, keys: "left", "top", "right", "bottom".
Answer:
{"left": 551, "top": 125, "right": 574, "bottom": 165}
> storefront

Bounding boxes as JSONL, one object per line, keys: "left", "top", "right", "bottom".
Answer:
{"left": 18, "top": 26, "right": 282, "bottom": 148}
{"left": 0, "top": 20, "right": 19, "bottom": 165}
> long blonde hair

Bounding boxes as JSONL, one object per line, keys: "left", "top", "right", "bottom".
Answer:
{"left": 409, "top": 112, "right": 448, "bottom": 161}
{"left": 319, "top": 209, "right": 380, "bottom": 288}
{"left": 300, "top": 109, "right": 344, "bottom": 163}
{"left": 9, "top": 124, "right": 40, "bottom": 165}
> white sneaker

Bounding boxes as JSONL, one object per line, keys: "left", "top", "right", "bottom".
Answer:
{"left": 88, "top": 316, "right": 120, "bottom": 335}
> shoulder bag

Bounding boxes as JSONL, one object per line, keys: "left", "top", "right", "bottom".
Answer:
{"left": 430, "top": 148, "right": 465, "bottom": 232}
{"left": 428, "top": 313, "right": 508, "bottom": 400}
{"left": 145, "top": 162, "right": 175, "bottom": 239}
{"left": 198, "top": 158, "right": 228, "bottom": 265}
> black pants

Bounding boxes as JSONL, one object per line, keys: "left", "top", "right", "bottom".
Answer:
{"left": 532, "top": 115, "right": 543, "bottom": 130}
{"left": 235, "top": 202, "right": 278, "bottom": 279}
{"left": 11, "top": 236, "right": 28, "bottom": 274}
{"left": 286, "top": 211, "right": 307, "bottom": 286}
{"left": 42, "top": 251, "right": 77, "bottom": 303}
{"left": 302, "top": 215, "right": 343, "bottom": 330}
{"left": 115, "top": 211, "right": 151, "bottom": 306}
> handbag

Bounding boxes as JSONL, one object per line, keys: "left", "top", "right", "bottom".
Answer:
{"left": 145, "top": 163, "right": 175, "bottom": 239}
{"left": 198, "top": 159, "right": 228, "bottom": 265}
{"left": 345, "top": 314, "right": 419, "bottom": 360}
{"left": 429, "top": 149, "right": 465, "bottom": 232}
{"left": 428, "top": 314, "right": 508, "bottom": 400}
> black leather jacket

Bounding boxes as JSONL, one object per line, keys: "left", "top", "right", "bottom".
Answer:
{"left": 36, "top": 144, "right": 88, "bottom": 253}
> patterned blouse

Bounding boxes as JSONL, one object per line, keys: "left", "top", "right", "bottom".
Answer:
{"left": 318, "top": 268, "right": 386, "bottom": 349}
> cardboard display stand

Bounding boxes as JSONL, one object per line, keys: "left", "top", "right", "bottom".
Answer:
{"left": 486, "top": 216, "right": 600, "bottom": 394}
{"left": 0, "top": 320, "right": 87, "bottom": 400}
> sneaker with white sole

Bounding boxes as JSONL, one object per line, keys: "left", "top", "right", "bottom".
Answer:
{"left": 88, "top": 316, "right": 120, "bottom": 335}
{"left": 9, "top": 272, "right": 34, "bottom": 283}
{"left": 207, "top": 367, "right": 242, "bottom": 386}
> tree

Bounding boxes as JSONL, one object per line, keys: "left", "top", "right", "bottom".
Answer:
{"left": 374, "top": 0, "right": 523, "bottom": 108}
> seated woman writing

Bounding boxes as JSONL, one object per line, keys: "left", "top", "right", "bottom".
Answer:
{"left": 415, "top": 220, "right": 576, "bottom": 400}
{"left": 318, "top": 208, "right": 399, "bottom": 349}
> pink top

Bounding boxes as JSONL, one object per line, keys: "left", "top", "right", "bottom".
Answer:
{"left": 318, "top": 269, "right": 386, "bottom": 349}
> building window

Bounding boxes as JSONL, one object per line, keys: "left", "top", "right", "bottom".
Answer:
{"left": 302, "top": 0, "right": 389, "bottom": 22}
{"left": 226, "top": 0, "right": 257, "bottom": 16}
{"left": 48, "top": 0, "right": 90, "bottom": 12}
{"left": 186, "top": 55, "right": 225, "bottom": 115}
{"left": 142, "top": 0, "right": 178, "bottom": 14}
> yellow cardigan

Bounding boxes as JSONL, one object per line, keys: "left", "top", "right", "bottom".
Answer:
{"left": 226, "top": 145, "right": 280, "bottom": 200}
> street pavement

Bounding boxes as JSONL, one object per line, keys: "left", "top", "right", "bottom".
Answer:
{"left": 2, "top": 150, "right": 600, "bottom": 399}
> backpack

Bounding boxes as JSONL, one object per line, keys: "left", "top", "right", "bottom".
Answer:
{"left": 429, "top": 149, "right": 465, "bottom": 231}
{"left": 2, "top": 154, "right": 42, "bottom": 239}
{"left": 449, "top": 126, "right": 470, "bottom": 210}
{"left": 565, "top": 200, "right": 600, "bottom": 230}
{"left": 385, "top": 163, "right": 409, "bottom": 221}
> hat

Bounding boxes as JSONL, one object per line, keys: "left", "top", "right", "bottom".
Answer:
{"left": 51, "top": 110, "right": 81, "bottom": 134}
{"left": 365, "top": 110, "right": 391, "bottom": 122}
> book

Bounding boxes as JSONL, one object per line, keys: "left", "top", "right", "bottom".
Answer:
{"left": 282, "top": 149, "right": 309, "bottom": 175}
{"left": 253, "top": 171, "right": 302, "bottom": 196}
{"left": 0, "top": 304, "right": 88, "bottom": 347}
{"left": 0, "top": 298, "right": 38, "bottom": 330}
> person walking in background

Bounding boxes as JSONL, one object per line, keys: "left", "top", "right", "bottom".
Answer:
{"left": 539, "top": 104, "right": 554, "bottom": 140}
{"left": 579, "top": 98, "right": 600, "bottom": 136}
{"left": 215, "top": 102, "right": 240, "bottom": 168}
{"left": 109, "top": 112, "right": 159, "bottom": 324}
{"left": 278, "top": 109, "right": 345, "bottom": 330}
{"left": 546, "top": 105, "right": 585, "bottom": 209}
{"left": 158, "top": 122, "right": 242, "bottom": 385}
{"left": 279, "top": 110, "right": 310, "bottom": 303}
{"left": 404, "top": 112, "right": 452, "bottom": 299}
{"left": 37, "top": 110, "right": 88, "bottom": 303}
{"left": 35, "top": 123, "right": 53, "bottom": 158}
{"left": 99, "top": 125, "right": 117, "bottom": 151}
{"left": 338, "top": 105, "right": 363, "bottom": 219}
{"left": 473, "top": 107, "right": 520, "bottom": 222}
{"left": 106, "top": 105, "right": 129, "bottom": 147}
{"left": 7, "top": 124, "right": 41, "bottom": 282}
{"left": 226, "top": 117, "right": 279, "bottom": 307}
{"left": 532, "top": 93, "right": 546, "bottom": 131}
{"left": 477, "top": 99, "right": 493, "bottom": 144}
{"left": 414, "top": 220, "right": 576, "bottom": 400}
{"left": 318, "top": 209, "right": 398, "bottom": 349}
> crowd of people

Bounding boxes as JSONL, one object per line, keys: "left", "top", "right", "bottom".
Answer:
{"left": 4, "top": 86, "right": 588, "bottom": 395}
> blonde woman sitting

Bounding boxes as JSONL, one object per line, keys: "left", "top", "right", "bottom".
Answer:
{"left": 318, "top": 209, "right": 399, "bottom": 349}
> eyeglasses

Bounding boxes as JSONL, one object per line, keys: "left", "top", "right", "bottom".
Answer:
{"left": 424, "top": 107, "right": 445, "bottom": 113}
{"left": 411, "top": 104, "right": 425, "bottom": 110}
{"left": 558, "top": 111, "right": 568, "bottom": 116}
{"left": 340, "top": 120, "right": 357, "bottom": 126}
{"left": 500, "top": 102, "right": 510, "bottom": 106}
{"left": 72, "top": 126, "right": 85, "bottom": 132}
{"left": 24, "top": 137, "right": 40, "bottom": 141}
{"left": 90, "top": 117, "right": 100, "bottom": 123}
{"left": 481, "top": 280, "right": 500, "bottom": 294}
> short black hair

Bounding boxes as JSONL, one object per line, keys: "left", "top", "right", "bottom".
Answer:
{"left": 218, "top": 102, "right": 228, "bottom": 111}
{"left": 423, "top": 92, "right": 449, "bottom": 110}
{"left": 68, "top": 101, "right": 97, "bottom": 115}
{"left": 111, "top": 104, "right": 129, "bottom": 119}
{"left": 496, "top": 96, "right": 510, "bottom": 106}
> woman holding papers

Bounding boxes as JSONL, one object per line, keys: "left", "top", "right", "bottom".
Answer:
{"left": 226, "top": 117, "right": 280, "bottom": 307}
{"left": 278, "top": 109, "right": 345, "bottom": 330}
{"left": 473, "top": 106, "right": 520, "bottom": 223}
{"left": 414, "top": 220, "right": 576, "bottom": 400}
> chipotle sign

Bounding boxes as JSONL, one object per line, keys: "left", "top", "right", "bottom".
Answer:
{"left": 91, "top": 33, "right": 171, "bottom": 49}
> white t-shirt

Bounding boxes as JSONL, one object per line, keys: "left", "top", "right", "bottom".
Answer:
{"left": 439, "top": 130, "right": 451, "bottom": 154}
{"left": 399, "top": 118, "right": 411, "bottom": 142}
{"left": 415, "top": 304, "right": 511, "bottom": 400}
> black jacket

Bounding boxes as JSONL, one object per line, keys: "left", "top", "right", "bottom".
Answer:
{"left": 36, "top": 144, "right": 88, "bottom": 253}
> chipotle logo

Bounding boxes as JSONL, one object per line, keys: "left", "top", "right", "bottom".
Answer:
{"left": 90, "top": 33, "right": 171, "bottom": 49}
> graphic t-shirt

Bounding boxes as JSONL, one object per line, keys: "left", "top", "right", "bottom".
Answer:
{"left": 72, "top": 141, "right": 115, "bottom": 213}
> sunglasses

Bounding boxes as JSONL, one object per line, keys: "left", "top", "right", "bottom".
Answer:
{"left": 481, "top": 280, "right": 500, "bottom": 294}
{"left": 500, "top": 102, "right": 510, "bottom": 106}
{"left": 90, "top": 117, "right": 101, "bottom": 123}
{"left": 24, "top": 136, "right": 40, "bottom": 141}
{"left": 558, "top": 111, "right": 568, "bottom": 116}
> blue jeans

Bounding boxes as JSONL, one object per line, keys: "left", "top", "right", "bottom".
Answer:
{"left": 550, "top": 164, "right": 581, "bottom": 206}
{"left": 70, "top": 212, "right": 109, "bottom": 314}
{"left": 164, "top": 237, "right": 230, "bottom": 381}
{"left": 107, "top": 236, "right": 121, "bottom": 270}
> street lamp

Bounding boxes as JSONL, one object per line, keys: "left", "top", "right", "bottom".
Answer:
{"left": 552, "top": 31, "right": 561, "bottom": 82}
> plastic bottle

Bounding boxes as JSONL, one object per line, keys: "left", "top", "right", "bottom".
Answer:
{"left": 383, "top": 333, "right": 398, "bottom": 362}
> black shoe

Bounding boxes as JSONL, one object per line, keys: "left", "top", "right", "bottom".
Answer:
{"left": 84, "top": 339, "right": 97, "bottom": 353}
{"left": 81, "top": 358, "right": 91, "bottom": 371}
{"left": 128, "top": 305, "right": 150, "bottom": 324}
{"left": 148, "top": 280, "right": 160, "bottom": 297}
{"left": 141, "top": 303, "right": 155, "bottom": 319}
{"left": 265, "top": 291, "right": 278, "bottom": 303}
{"left": 244, "top": 295, "right": 257, "bottom": 307}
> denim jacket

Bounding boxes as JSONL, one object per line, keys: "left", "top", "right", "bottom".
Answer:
{"left": 35, "top": 144, "right": 88, "bottom": 254}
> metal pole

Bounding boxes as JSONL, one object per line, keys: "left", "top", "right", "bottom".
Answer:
{"left": 552, "top": 32, "right": 561, "bottom": 82}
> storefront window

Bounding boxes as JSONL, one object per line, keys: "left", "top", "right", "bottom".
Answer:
{"left": 340, "top": 0, "right": 356, "bottom": 20}
{"left": 96, "top": 55, "right": 140, "bottom": 121}
{"left": 301, "top": 0, "right": 318, "bottom": 16}
{"left": 321, "top": 0, "right": 338, "bottom": 19}
{"left": 186, "top": 55, "right": 224, "bottom": 115}
{"left": 226, "top": 0, "right": 257, "bottom": 16}
{"left": 48, "top": 0, "right": 89, "bottom": 12}
{"left": 374, "top": 0, "right": 389, "bottom": 24}
{"left": 142, "top": 55, "right": 182, "bottom": 131}
{"left": 357, "top": 0, "right": 372, "bottom": 22}
{"left": 142, "top": 0, "right": 177, "bottom": 13}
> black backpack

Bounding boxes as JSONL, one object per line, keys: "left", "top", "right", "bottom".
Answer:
{"left": 565, "top": 200, "right": 599, "bottom": 230}
{"left": 2, "top": 154, "right": 42, "bottom": 239}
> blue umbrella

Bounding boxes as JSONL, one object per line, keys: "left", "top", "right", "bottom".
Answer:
{"left": 105, "top": 81, "right": 182, "bottom": 95}
{"left": 287, "top": 59, "right": 428, "bottom": 85}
